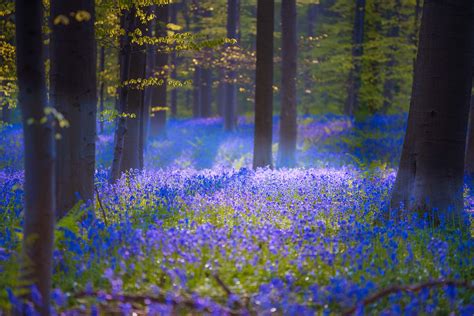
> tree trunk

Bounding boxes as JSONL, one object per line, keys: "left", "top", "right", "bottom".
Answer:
{"left": 307, "top": 3, "right": 319, "bottom": 37}
{"left": 277, "top": 0, "right": 297, "bottom": 168}
{"left": 110, "top": 10, "right": 132, "bottom": 182}
{"left": 143, "top": 6, "right": 155, "bottom": 149}
{"left": 15, "top": 0, "right": 54, "bottom": 313}
{"left": 381, "top": 0, "right": 401, "bottom": 112}
{"left": 193, "top": 66, "right": 202, "bottom": 117}
{"left": 149, "top": 5, "right": 169, "bottom": 138}
{"left": 390, "top": 0, "right": 473, "bottom": 227}
{"left": 253, "top": 0, "right": 274, "bottom": 169}
{"left": 200, "top": 67, "right": 212, "bottom": 117}
{"left": 217, "top": 69, "right": 226, "bottom": 117}
{"left": 463, "top": 30, "right": 474, "bottom": 176}
{"left": 50, "top": 0, "right": 96, "bottom": 218}
{"left": 120, "top": 10, "right": 146, "bottom": 172}
{"left": 344, "top": 0, "right": 366, "bottom": 116}
{"left": 224, "top": 0, "right": 240, "bottom": 131}
{"left": 99, "top": 46, "right": 105, "bottom": 133}
{"left": 412, "top": 0, "right": 422, "bottom": 79}
{"left": 170, "top": 3, "right": 179, "bottom": 117}
{"left": 465, "top": 91, "right": 474, "bottom": 176}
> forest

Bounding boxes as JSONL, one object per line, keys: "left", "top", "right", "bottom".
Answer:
{"left": 0, "top": 0, "right": 473, "bottom": 315}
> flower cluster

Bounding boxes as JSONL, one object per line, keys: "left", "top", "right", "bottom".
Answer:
{"left": 0, "top": 115, "right": 472, "bottom": 315}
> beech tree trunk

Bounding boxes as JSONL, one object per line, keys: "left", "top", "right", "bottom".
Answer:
{"left": 253, "top": 0, "right": 274, "bottom": 169}
{"left": 463, "top": 32, "right": 474, "bottom": 175}
{"left": 144, "top": 12, "right": 155, "bottom": 148}
{"left": 99, "top": 46, "right": 105, "bottom": 133}
{"left": 465, "top": 91, "right": 474, "bottom": 176}
{"left": 344, "top": 0, "right": 366, "bottom": 116}
{"left": 307, "top": 3, "right": 319, "bottom": 37}
{"left": 193, "top": 66, "right": 202, "bottom": 117}
{"left": 15, "top": 0, "right": 55, "bottom": 313}
{"left": 277, "top": 0, "right": 297, "bottom": 168}
{"left": 412, "top": 0, "right": 422, "bottom": 78}
{"left": 200, "top": 67, "right": 212, "bottom": 117}
{"left": 224, "top": 0, "right": 239, "bottom": 131}
{"left": 170, "top": 3, "right": 178, "bottom": 117}
{"left": 120, "top": 10, "right": 146, "bottom": 172}
{"left": 217, "top": 69, "right": 226, "bottom": 117}
{"left": 381, "top": 0, "right": 401, "bottom": 112}
{"left": 390, "top": 0, "right": 473, "bottom": 227}
{"left": 149, "top": 5, "right": 169, "bottom": 138}
{"left": 110, "top": 10, "right": 132, "bottom": 182}
{"left": 50, "top": 0, "right": 97, "bottom": 218}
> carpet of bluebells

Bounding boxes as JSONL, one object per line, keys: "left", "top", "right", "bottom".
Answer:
{"left": 0, "top": 115, "right": 473, "bottom": 315}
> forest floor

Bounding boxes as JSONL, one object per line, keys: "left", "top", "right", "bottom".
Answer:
{"left": 0, "top": 115, "right": 473, "bottom": 315}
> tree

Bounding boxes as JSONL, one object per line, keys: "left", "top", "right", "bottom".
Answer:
{"left": 149, "top": 5, "right": 169, "bottom": 138}
{"left": 465, "top": 91, "right": 474, "bottom": 176}
{"left": 192, "top": 1, "right": 202, "bottom": 118}
{"left": 50, "top": 0, "right": 97, "bottom": 218}
{"left": 15, "top": 0, "right": 54, "bottom": 313}
{"left": 345, "top": 0, "right": 366, "bottom": 116}
{"left": 463, "top": 32, "right": 474, "bottom": 176}
{"left": 277, "top": 0, "right": 297, "bottom": 168}
{"left": 110, "top": 9, "right": 133, "bottom": 182}
{"left": 390, "top": 0, "right": 473, "bottom": 226}
{"left": 99, "top": 46, "right": 105, "bottom": 133}
{"left": 224, "top": 0, "right": 240, "bottom": 131}
{"left": 120, "top": 7, "right": 146, "bottom": 172}
{"left": 200, "top": 66, "right": 213, "bottom": 117}
{"left": 169, "top": 3, "right": 179, "bottom": 117}
{"left": 381, "top": 0, "right": 401, "bottom": 112}
{"left": 253, "top": 0, "right": 274, "bottom": 169}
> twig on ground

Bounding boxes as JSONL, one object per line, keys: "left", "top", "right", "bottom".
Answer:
{"left": 72, "top": 290, "right": 246, "bottom": 315}
{"left": 212, "top": 273, "right": 233, "bottom": 296}
{"left": 343, "top": 279, "right": 474, "bottom": 315}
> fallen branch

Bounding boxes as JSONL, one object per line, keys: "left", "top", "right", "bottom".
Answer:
{"left": 212, "top": 273, "right": 233, "bottom": 297}
{"left": 343, "top": 279, "right": 474, "bottom": 315}
{"left": 72, "top": 290, "right": 246, "bottom": 315}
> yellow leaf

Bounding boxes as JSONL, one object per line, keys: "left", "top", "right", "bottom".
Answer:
{"left": 75, "top": 10, "right": 91, "bottom": 22}
{"left": 167, "top": 23, "right": 182, "bottom": 31}
{"left": 53, "top": 15, "right": 70, "bottom": 25}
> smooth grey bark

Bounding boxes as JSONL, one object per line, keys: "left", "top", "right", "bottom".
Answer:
{"left": 307, "top": 3, "right": 319, "bottom": 37}
{"left": 99, "top": 46, "right": 105, "bottom": 133}
{"left": 170, "top": 3, "right": 178, "bottom": 117}
{"left": 50, "top": 0, "right": 97, "bottom": 218}
{"left": 277, "top": 0, "right": 297, "bottom": 168}
{"left": 344, "top": 0, "right": 366, "bottom": 116}
{"left": 144, "top": 10, "right": 155, "bottom": 148}
{"left": 111, "top": 9, "right": 133, "bottom": 182}
{"left": 224, "top": 0, "right": 240, "bottom": 131}
{"left": 463, "top": 29, "right": 474, "bottom": 176}
{"left": 412, "top": 0, "right": 422, "bottom": 77}
{"left": 253, "top": 0, "right": 274, "bottom": 169}
{"left": 465, "top": 92, "right": 474, "bottom": 176}
{"left": 390, "top": 0, "right": 473, "bottom": 227}
{"left": 120, "top": 10, "right": 146, "bottom": 172}
{"left": 149, "top": 5, "right": 169, "bottom": 138}
{"left": 217, "top": 69, "right": 226, "bottom": 117}
{"left": 200, "top": 67, "right": 212, "bottom": 117}
{"left": 193, "top": 66, "right": 202, "bottom": 117}
{"left": 381, "top": 0, "right": 401, "bottom": 112}
{"left": 15, "top": 0, "right": 55, "bottom": 313}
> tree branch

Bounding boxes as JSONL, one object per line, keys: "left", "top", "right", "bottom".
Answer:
{"left": 343, "top": 279, "right": 474, "bottom": 315}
